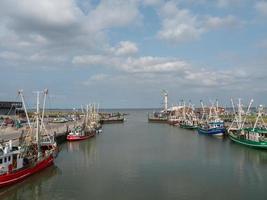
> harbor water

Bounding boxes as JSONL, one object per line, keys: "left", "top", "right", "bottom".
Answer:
{"left": 1, "top": 109, "right": 267, "bottom": 200}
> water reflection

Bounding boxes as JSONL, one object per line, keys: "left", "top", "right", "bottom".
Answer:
{"left": 65, "top": 138, "right": 97, "bottom": 169}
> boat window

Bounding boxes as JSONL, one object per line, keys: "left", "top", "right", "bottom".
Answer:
{"left": 8, "top": 156, "right": 11, "bottom": 161}
{"left": 4, "top": 157, "right": 7, "bottom": 162}
{"left": 0, "top": 159, "right": 2, "bottom": 164}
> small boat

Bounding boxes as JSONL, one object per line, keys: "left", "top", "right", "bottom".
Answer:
{"left": 67, "top": 126, "right": 95, "bottom": 141}
{"left": 67, "top": 104, "right": 98, "bottom": 141}
{"left": 228, "top": 99, "right": 267, "bottom": 149}
{"left": 0, "top": 89, "right": 58, "bottom": 188}
{"left": 51, "top": 117, "right": 68, "bottom": 123}
{"left": 228, "top": 128, "right": 267, "bottom": 149}
{"left": 198, "top": 121, "right": 225, "bottom": 136}
{"left": 179, "top": 120, "right": 198, "bottom": 130}
{"left": 197, "top": 100, "right": 226, "bottom": 136}
{"left": 178, "top": 100, "right": 199, "bottom": 130}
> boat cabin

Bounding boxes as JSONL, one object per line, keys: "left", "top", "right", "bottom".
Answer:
{"left": 0, "top": 141, "right": 24, "bottom": 174}
{"left": 242, "top": 128, "right": 267, "bottom": 142}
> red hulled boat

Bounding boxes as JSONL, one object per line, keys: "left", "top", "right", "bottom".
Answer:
{"left": 66, "top": 126, "right": 96, "bottom": 141}
{"left": 0, "top": 89, "right": 58, "bottom": 188}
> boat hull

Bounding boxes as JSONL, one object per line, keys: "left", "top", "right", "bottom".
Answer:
{"left": 0, "top": 155, "right": 54, "bottom": 188}
{"left": 197, "top": 127, "right": 225, "bottom": 136}
{"left": 100, "top": 118, "right": 124, "bottom": 124}
{"left": 148, "top": 117, "right": 168, "bottom": 123}
{"left": 67, "top": 133, "right": 95, "bottom": 141}
{"left": 228, "top": 132, "right": 267, "bottom": 149}
{"left": 168, "top": 120, "right": 180, "bottom": 126}
{"left": 180, "top": 124, "right": 198, "bottom": 130}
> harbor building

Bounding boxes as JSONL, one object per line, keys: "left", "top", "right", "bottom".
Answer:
{"left": 0, "top": 101, "right": 23, "bottom": 115}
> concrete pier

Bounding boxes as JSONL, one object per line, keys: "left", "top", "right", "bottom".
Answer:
{"left": 0, "top": 119, "right": 83, "bottom": 145}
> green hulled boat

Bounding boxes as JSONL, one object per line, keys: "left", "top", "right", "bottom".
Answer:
{"left": 179, "top": 122, "right": 198, "bottom": 130}
{"left": 228, "top": 128, "right": 267, "bottom": 149}
{"left": 228, "top": 99, "right": 267, "bottom": 149}
{"left": 178, "top": 100, "right": 199, "bottom": 130}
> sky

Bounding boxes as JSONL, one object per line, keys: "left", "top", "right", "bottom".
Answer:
{"left": 0, "top": 0, "right": 267, "bottom": 108}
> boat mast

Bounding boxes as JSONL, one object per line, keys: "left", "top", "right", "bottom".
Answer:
{"left": 215, "top": 99, "right": 219, "bottom": 119}
{"left": 18, "top": 90, "right": 32, "bottom": 130}
{"left": 182, "top": 100, "right": 186, "bottom": 120}
{"left": 200, "top": 100, "right": 205, "bottom": 121}
{"left": 253, "top": 105, "right": 266, "bottom": 130}
{"left": 242, "top": 99, "right": 253, "bottom": 129}
{"left": 41, "top": 89, "right": 48, "bottom": 132}
{"left": 35, "top": 91, "right": 41, "bottom": 157}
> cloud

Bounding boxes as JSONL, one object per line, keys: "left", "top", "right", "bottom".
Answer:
{"left": 120, "top": 56, "right": 189, "bottom": 73}
{"left": 216, "top": 0, "right": 242, "bottom": 8}
{"left": 0, "top": 0, "right": 142, "bottom": 68}
{"left": 73, "top": 52, "right": 190, "bottom": 73}
{"left": 83, "top": 74, "right": 110, "bottom": 85}
{"left": 0, "top": 51, "right": 21, "bottom": 60}
{"left": 255, "top": 1, "right": 267, "bottom": 16}
{"left": 110, "top": 41, "right": 138, "bottom": 56}
{"left": 142, "top": 0, "right": 163, "bottom": 6}
{"left": 184, "top": 68, "right": 248, "bottom": 87}
{"left": 158, "top": 2, "right": 204, "bottom": 42}
{"left": 72, "top": 54, "right": 109, "bottom": 66}
{"left": 157, "top": 1, "right": 243, "bottom": 43}
{"left": 204, "top": 15, "right": 243, "bottom": 29}
{"left": 85, "top": 0, "right": 141, "bottom": 31}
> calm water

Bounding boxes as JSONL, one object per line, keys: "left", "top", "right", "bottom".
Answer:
{"left": 1, "top": 109, "right": 267, "bottom": 200}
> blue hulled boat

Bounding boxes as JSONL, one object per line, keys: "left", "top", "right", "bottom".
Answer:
{"left": 197, "top": 100, "right": 226, "bottom": 136}
{"left": 198, "top": 121, "right": 225, "bottom": 136}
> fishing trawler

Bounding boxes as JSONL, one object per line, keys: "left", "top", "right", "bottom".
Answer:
{"left": 228, "top": 99, "right": 267, "bottom": 149}
{"left": 66, "top": 125, "right": 95, "bottom": 141}
{"left": 67, "top": 104, "right": 98, "bottom": 141}
{"left": 178, "top": 101, "right": 198, "bottom": 130}
{"left": 0, "top": 89, "right": 58, "bottom": 187}
{"left": 197, "top": 100, "right": 225, "bottom": 136}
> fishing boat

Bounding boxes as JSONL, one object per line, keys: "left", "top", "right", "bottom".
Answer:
{"left": 228, "top": 99, "right": 267, "bottom": 149}
{"left": 179, "top": 120, "right": 198, "bottom": 130}
{"left": 198, "top": 120, "right": 225, "bottom": 136}
{"left": 67, "top": 104, "right": 97, "bottom": 141}
{"left": 167, "top": 105, "right": 183, "bottom": 125}
{"left": 67, "top": 125, "right": 96, "bottom": 141}
{"left": 197, "top": 100, "right": 226, "bottom": 136}
{"left": 178, "top": 101, "right": 198, "bottom": 130}
{"left": 0, "top": 89, "right": 58, "bottom": 188}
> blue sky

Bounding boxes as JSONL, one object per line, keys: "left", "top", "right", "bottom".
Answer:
{"left": 0, "top": 0, "right": 267, "bottom": 108}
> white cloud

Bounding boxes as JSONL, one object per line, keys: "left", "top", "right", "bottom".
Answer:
{"left": 255, "top": 1, "right": 267, "bottom": 16}
{"left": 85, "top": 0, "right": 141, "bottom": 31}
{"left": 142, "top": 0, "right": 163, "bottom": 6}
{"left": 83, "top": 74, "right": 110, "bottom": 85}
{"left": 73, "top": 53, "right": 189, "bottom": 73}
{"left": 204, "top": 15, "right": 242, "bottom": 29}
{"left": 120, "top": 56, "right": 189, "bottom": 73}
{"left": 184, "top": 68, "right": 248, "bottom": 87}
{"left": 0, "top": 51, "right": 21, "bottom": 60}
{"left": 110, "top": 41, "right": 138, "bottom": 56}
{"left": 0, "top": 0, "right": 80, "bottom": 27}
{"left": 157, "top": 1, "right": 243, "bottom": 43}
{"left": 72, "top": 54, "right": 109, "bottom": 66}
{"left": 0, "top": 0, "right": 142, "bottom": 67}
{"left": 158, "top": 2, "right": 204, "bottom": 42}
{"left": 216, "top": 0, "right": 242, "bottom": 8}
